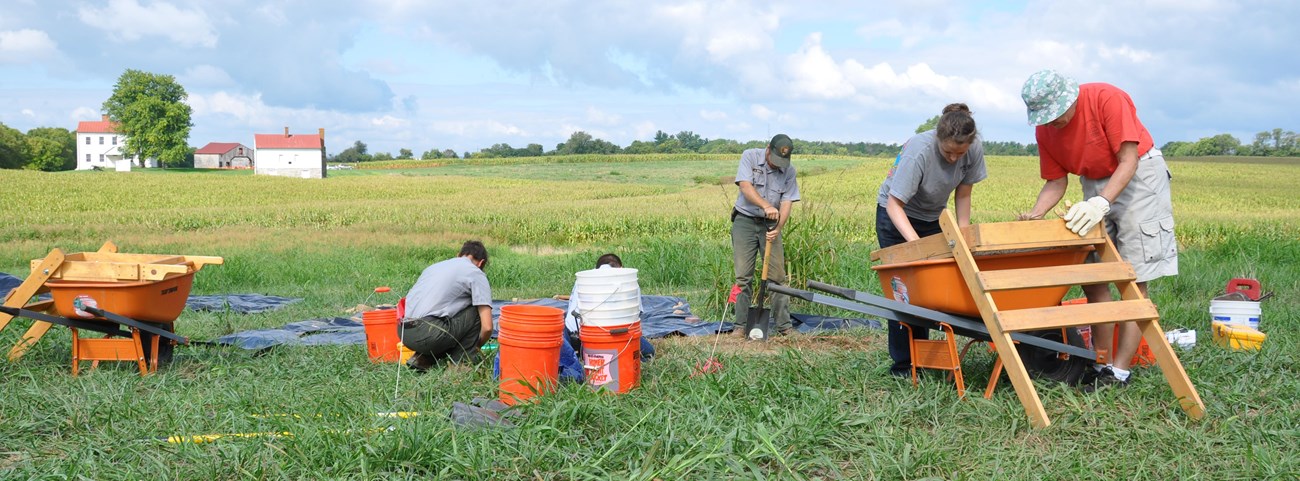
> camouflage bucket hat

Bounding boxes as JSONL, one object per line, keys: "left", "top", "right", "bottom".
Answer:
{"left": 1021, "top": 70, "right": 1079, "bottom": 126}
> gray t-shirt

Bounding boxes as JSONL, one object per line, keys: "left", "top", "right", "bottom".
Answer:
{"left": 733, "top": 147, "right": 801, "bottom": 217}
{"left": 404, "top": 256, "right": 492, "bottom": 319}
{"left": 876, "top": 130, "right": 987, "bottom": 222}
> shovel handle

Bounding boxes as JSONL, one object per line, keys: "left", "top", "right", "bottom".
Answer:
{"left": 760, "top": 221, "right": 776, "bottom": 282}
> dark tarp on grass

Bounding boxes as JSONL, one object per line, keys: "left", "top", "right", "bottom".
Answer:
{"left": 204, "top": 295, "right": 878, "bottom": 351}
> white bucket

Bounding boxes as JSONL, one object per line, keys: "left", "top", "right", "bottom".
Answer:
{"left": 574, "top": 267, "right": 640, "bottom": 327}
{"left": 1210, "top": 299, "right": 1260, "bottom": 330}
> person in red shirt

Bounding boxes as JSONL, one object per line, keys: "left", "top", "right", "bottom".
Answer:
{"left": 1017, "top": 70, "right": 1177, "bottom": 391}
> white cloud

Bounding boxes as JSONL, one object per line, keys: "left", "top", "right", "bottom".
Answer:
{"left": 632, "top": 121, "right": 658, "bottom": 140}
{"left": 585, "top": 106, "right": 622, "bottom": 125}
{"left": 179, "top": 64, "right": 235, "bottom": 88}
{"left": 21, "top": 108, "right": 34, "bottom": 117}
{"left": 699, "top": 109, "right": 728, "bottom": 121}
{"left": 188, "top": 91, "right": 266, "bottom": 121}
{"left": 750, "top": 104, "right": 775, "bottom": 121}
{"left": 429, "top": 120, "right": 525, "bottom": 137}
{"left": 70, "top": 107, "right": 99, "bottom": 123}
{"left": 369, "top": 115, "right": 407, "bottom": 127}
{"left": 786, "top": 33, "right": 856, "bottom": 100}
{"left": 77, "top": 0, "right": 217, "bottom": 48}
{"left": 0, "top": 29, "right": 57, "bottom": 63}
{"left": 1098, "top": 44, "right": 1154, "bottom": 63}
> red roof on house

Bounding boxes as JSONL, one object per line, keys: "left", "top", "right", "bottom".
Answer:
{"left": 254, "top": 133, "right": 321, "bottom": 149}
{"left": 195, "top": 142, "right": 245, "bottom": 155}
{"left": 77, "top": 118, "right": 119, "bottom": 133}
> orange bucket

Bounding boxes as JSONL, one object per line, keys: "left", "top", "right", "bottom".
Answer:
{"left": 497, "top": 305, "right": 564, "bottom": 405}
{"left": 580, "top": 321, "right": 642, "bottom": 394}
{"left": 362, "top": 308, "right": 400, "bottom": 362}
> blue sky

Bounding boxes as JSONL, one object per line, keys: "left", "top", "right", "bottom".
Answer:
{"left": 1, "top": 0, "right": 1297, "bottom": 155}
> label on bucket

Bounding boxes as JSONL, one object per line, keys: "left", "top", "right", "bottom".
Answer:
{"left": 583, "top": 349, "right": 618, "bottom": 390}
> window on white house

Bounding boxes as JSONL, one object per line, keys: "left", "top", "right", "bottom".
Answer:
{"left": 112, "top": 136, "right": 117, "bottom": 145}
{"left": 99, "top": 137, "right": 104, "bottom": 144}
{"left": 85, "top": 154, "right": 91, "bottom": 162}
{"left": 99, "top": 154, "right": 105, "bottom": 162}
{"left": 85, "top": 137, "right": 90, "bottom": 145}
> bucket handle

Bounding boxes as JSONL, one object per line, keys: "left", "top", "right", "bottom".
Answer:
{"left": 1226, "top": 278, "right": 1262, "bottom": 301}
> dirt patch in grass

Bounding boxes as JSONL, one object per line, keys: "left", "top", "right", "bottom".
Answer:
{"left": 656, "top": 330, "right": 882, "bottom": 356}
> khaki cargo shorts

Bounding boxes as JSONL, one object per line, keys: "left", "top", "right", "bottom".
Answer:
{"left": 1081, "top": 148, "right": 1178, "bottom": 283}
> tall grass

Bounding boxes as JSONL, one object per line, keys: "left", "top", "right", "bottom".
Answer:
{"left": 0, "top": 155, "right": 1297, "bottom": 479}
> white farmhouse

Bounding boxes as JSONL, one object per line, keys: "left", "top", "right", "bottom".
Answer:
{"left": 194, "top": 142, "right": 254, "bottom": 169}
{"left": 253, "top": 127, "right": 326, "bottom": 179}
{"left": 74, "top": 115, "right": 156, "bottom": 170}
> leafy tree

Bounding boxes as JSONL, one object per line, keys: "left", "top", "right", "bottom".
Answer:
{"left": 420, "top": 148, "right": 441, "bottom": 160}
{"left": 25, "top": 127, "right": 76, "bottom": 171}
{"left": 557, "top": 131, "right": 620, "bottom": 155}
{"left": 0, "top": 122, "right": 29, "bottom": 169}
{"left": 1187, "top": 134, "right": 1241, "bottom": 156}
{"left": 915, "top": 115, "right": 940, "bottom": 133}
{"left": 372, "top": 152, "right": 394, "bottom": 161}
{"left": 102, "top": 69, "right": 193, "bottom": 167}
{"left": 442, "top": 149, "right": 458, "bottom": 159}
{"left": 398, "top": 148, "right": 413, "bottom": 159}
{"left": 674, "top": 131, "right": 705, "bottom": 151}
{"left": 653, "top": 130, "right": 670, "bottom": 145}
{"left": 332, "top": 141, "right": 370, "bottom": 163}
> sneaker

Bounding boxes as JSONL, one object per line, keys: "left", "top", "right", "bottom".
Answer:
{"left": 406, "top": 352, "right": 434, "bottom": 373}
{"left": 1083, "top": 367, "right": 1129, "bottom": 393}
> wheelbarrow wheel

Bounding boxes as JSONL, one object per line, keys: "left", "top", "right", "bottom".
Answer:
{"left": 1016, "top": 327, "right": 1090, "bottom": 386}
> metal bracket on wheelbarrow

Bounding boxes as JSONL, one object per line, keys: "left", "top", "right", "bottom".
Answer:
{"left": 796, "top": 280, "right": 1096, "bottom": 361}
{"left": 0, "top": 305, "right": 132, "bottom": 338}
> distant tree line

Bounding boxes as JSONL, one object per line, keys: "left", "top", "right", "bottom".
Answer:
{"left": 1161, "top": 128, "right": 1299, "bottom": 157}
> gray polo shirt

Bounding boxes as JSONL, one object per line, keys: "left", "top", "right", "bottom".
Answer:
{"left": 733, "top": 147, "right": 801, "bottom": 217}
{"left": 404, "top": 256, "right": 492, "bottom": 319}
{"left": 876, "top": 130, "right": 987, "bottom": 222}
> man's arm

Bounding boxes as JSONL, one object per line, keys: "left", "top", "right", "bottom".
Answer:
{"left": 1098, "top": 142, "right": 1140, "bottom": 203}
{"left": 739, "top": 181, "right": 779, "bottom": 219}
{"left": 769, "top": 200, "right": 794, "bottom": 241}
{"left": 476, "top": 305, "right": 493, "bottom": 345}
{"left": 1018, "top": 177, "right": 1069, "bottom": 220}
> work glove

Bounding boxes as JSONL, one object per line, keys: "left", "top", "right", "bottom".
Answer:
{"left": 1062, "top": 196, "right": 1110, "bottom": 236}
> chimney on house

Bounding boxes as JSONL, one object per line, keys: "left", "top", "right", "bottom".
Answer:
{"left": 318, "top": 128, "right": 324, "bottom": 143}
{"left": 284, "top": 126, "right": 289, "bottom": 137}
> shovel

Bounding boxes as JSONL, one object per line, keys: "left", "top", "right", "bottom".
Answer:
{"left": 743, "top": 221, "right": 777, "bottom": 341}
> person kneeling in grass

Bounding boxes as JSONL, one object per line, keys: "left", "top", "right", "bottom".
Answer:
{"left": 400, "top": 240, "right": 495, "bottom": 372}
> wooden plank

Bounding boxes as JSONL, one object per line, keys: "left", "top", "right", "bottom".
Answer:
{"left": 939, "top": 210, "right": 1053, "bottom": 428}
{"left": 138, "top": 263, "right": 191, "bottom": 281}
{"left": 2, "top": 249, "right": 64, "bottom": 332}
{"left": 966, "top": 218, "right": 1107, "bottom": 249}
{"left": 1137, "top": 319, "right": 1206, "bottom": 419}
{"left": 870, "top": 231, "right": 956, "bottom": 263}
{"left": 45, "top": 261, "right": 145, "bottom": 281}
{"left": 998, "top": 299, "right": 1160, "bottom": 332}
{"left": 969, "top": 237, "right": 1106, "bottom": 253}
{"left": 979, "top": 262, "right": 1135, "bottom": 291}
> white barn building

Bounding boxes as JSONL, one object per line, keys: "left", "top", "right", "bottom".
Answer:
{"left": 253, "top": 128, "right": 326, "bottom": 179}
{"left": 74, "top": 115, "right": 156, "bottom": 170}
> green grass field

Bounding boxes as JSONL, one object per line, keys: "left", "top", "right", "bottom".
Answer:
{"left": 1, "top": 155, "right": 1297, "bottom": 479}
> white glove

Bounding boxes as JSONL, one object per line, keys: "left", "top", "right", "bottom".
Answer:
{"left": 1062, "top": 196, "right": 1110, "bottom": 236}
